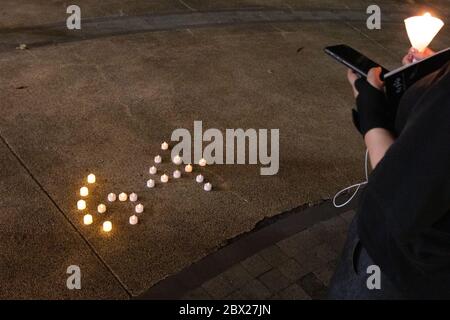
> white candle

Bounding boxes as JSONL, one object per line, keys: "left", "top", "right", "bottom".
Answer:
{"left": 173, "top": 170, "right": 181, "bottom": 179}
{"left": 196, "top": 174, "right": 204, "bottom": 183}
{"left": 87, "top": 173, "right": 96, "bottom": 184}
{"left": 129, "top": 215, "right": 139, "bottom": 225}
{"left": 80, "top": 187, "right": 89, "bottom": 197}
{"left": 97, "top": 204, "right": 107, "bottom": 213}
{"left": 161, "top": 174, "right": 169, "bottom": 183}
{"left": 135, "top": 203, "right": 144, "bottom": 213}
{"left": 185, "top": 164, "right": 193, "bottom": 173}
{"left": 107, "top": 193, "right": 117, "bottom": 202}
{"left": 149, "top": 166, "right": 157, "bottom": 175}
{"left": 83, "top": 214, "right": 93, "bottom": 225}
{"left": 147, "top": 179, "right": 155, "bottom": 188}
{"left": 199, "top": 158, "right": 207, "bottom": 167}
{"left": 129, "top": 193, "right": 138, "bottom": 202}
{"left": 119, "top": 192, "right": 127, "bottom": 202}
{"left": 204, "top": 182, "right": 212, "bottom": 192}
{"left": 77, "top": 200, "right": 86, "bottom": 210}
{"left": 154, "top": 155, "right": 162, "bottom": 164}
{"left": 161, "top": 142, "right": 169, "bottom": 150}
{"left": 173, "top": 155, "right": 182, "bottom": 165}
{"left": 103, "top": 221, "right": 112, "bottom": 232}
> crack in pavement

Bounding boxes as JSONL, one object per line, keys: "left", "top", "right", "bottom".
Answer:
{"left": 0, "top": 8, "right": 413, "bottom": 52}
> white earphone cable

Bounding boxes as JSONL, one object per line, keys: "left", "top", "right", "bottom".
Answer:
{"left": 333, "top": 149, "right": 369, "bottom": 208}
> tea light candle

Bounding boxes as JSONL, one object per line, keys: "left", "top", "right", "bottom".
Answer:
{"left": 147, "top": 179, "right": 155, "bottom": 188}
{"left": 103, "top": 221, "right": 112, "bottom": 232}
{"left": 107, "top": 193, "right": 117, "bottom": 202}
{"left": 149, "top": 166, "right": 157, "bottom": 175}
{"left": 161, "top": 174, "right": 169, "bottom": 183}
{"left": 204, "top": 182, "right": 212, "bottom": 192}
{"left": 98, "top": 204, "right": 107, "bottom": 213}
{"left": 77, "top": 200, "right": 86, "bottom": 210}
{"left": 80, "top": 187, "right": 89, "bottom": 197}
{"left": 185, "top": 164, "right": 193, "bottom": 173}
{"left": 135, "top": 203, "right": 144, "bottom": 213}
{"left": 154, "top": 155, "right": 162, "bottom": 164}
{"left": 196, "top": 174, "right": 204, "bottom": 183}
{"left": 173, "top": 155, "right": 182, "bottom": 165}
{"left": 173, "top": 170, "right": 181, "bottom": 179}
{"left": 199, "top": 158, "right": 207, "bottom": 167}
{"left": 119, "top": 192, "right": 128, "bottom": 202}
{"left": 161, "top": 142, "right": 169, "bottom": 150}
{"left": 129, "top": 215, "right": 138, "bottom": 225}
{"left": 129, "top": 193, "right": 138, "bottom": 202}
{"left": 83, "top": 214, "right": 93, "bottom": 225}
{"left": 87, "top": 173, "right": 96, "bottom": 184}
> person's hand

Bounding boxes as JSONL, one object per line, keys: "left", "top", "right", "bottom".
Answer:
{"left": 347, "top": 67, "right": 384, "bottom": 98}
{"left": 402, "top": 47, "right": 435, "bottom": 65}
{"left": 348, "top": 67, "right": 394, "bottom": 137}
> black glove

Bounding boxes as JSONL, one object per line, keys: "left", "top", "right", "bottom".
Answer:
{"left": 352, "top": 78, "right": 395, "bottom": 137}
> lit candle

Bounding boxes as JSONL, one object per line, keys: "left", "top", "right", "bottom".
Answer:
{"left": 119, "top": 192, "right": 128, "bottom": 202}
{"left": 185, "top": 164, "right": 193, "bottom": 173}
{"left": 97, "top": 204, "right": 107, "bottom": 214}
{"left": 149, "top": 166, "right": 157, "bottom": 175}
{"left": 405, "top": 12, "right": 444, "bottom": 53}
{"left": 196, "top": 174, "right": 204, "bottom": 183}
{"left": 161, "top": 142, "right": 169, "bottom": 150}
{"left": 204, "top": 182, "right": 212, "bottom": 192}
{"left": 83, "top": 214, "right": 93, "bottom": 225}
{"left": 173, "top": 155, "right": 182, "bottom": 165}
{"left": 147, "top": 179, "right": 155, "bottom": 188}
{"left": 135, "top": 203, "right": 144, "bottom": 213}
{"left": 87, "top": 173, "right": 96, "bottom": 184}
{"left": 199, "top": 158, "right": 207, "bottom": 167}
{"left": 173, "top": 170, "right": 181, "bottom": 179}
{"left": 129, "top": 193, "right": 138, "bottom": 202}
{"left": 80, "top": 187, "right": 89, "bottom": 197}
{"left": 129, "top": 215, "right": 139, "bottom": 225}
{"left": 103, "top": 221, "right": 112, "bottom": 232}
{"left": 107, "top": 193, "right": 117, "bottom": 202}
{"left": 161, "top": 174, "right": 169, "bottom": 183}
{"left": 154, "top": 155, "right": 162, "bottom": 164}
{"left": 77, "top": 200, "right": 86, "bottom": 210}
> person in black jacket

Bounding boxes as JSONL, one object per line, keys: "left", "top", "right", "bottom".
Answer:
{"left": 328, "top": 47, "right": 450, "bottom": 299}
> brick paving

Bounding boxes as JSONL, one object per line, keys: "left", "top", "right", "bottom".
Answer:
{"left": 182, "top": 210, "right": 355, "bottom": 300}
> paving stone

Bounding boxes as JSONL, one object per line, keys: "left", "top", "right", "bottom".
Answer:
{"left": 181, "top": 287, "right": 212, "bottom": 300}
{"left": 312, "top": 243, "right": 340, "bottom": 263}
{"left": 297, "top": 273, "right": 328, "bottom": 300}
{"left": 259, "top": 245, "right": 290, "bottom": 268}
{"left": 240, "top": 253, "right": 272, "bottom": 278}
{"left": 272, "top": 284, "right": 311, "bottom": 300}
{"left": 258, "top": 268, "right": 292, "bottom": 293}
{"left": 313, "top": 264, "right": 336, "bottom": 287}
{"left": 201, "top": 274, "right": 235, "bottom": 299}
{"left": 296, "top": 253, "right": 327, "bottom": 274}
{"left": 340, "top": 210, "right": 356, "bottom": 224}
{"left": 222, "top": 264, "right": 252, "bottom": 291}
{"left": 238, "top": 279, "right": 271, "bottom": 300}
{"left": 320, "top": 215, "right": 349, "bottom": 235}
{"left": 324, "top": 232, "right": 347, "bottom": 254}
{"left": 225, "top": 289, "right": 248, "bottom": 300}
{"left": 277, "top": 258, "right": 308, "bottom": 282}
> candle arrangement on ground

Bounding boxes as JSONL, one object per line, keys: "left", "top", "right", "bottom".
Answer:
{"left": 74, "top": 139, "right": 215, "bottom": 236}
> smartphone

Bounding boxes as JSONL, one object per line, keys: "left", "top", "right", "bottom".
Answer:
{"left": 324, "top": 44, "right": 389, "bottom": 78}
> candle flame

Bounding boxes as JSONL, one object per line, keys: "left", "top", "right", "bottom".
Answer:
{"left": 404, "top": 12, "right": 444, "bottom": 52}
